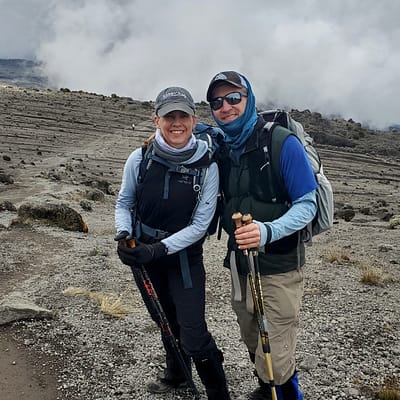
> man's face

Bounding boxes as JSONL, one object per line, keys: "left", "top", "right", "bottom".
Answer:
{"left": 210, "top": 83, "right": 247, "bottom": 123}
{"left": 154, "top": 110, "right": 197, "bottom": 149}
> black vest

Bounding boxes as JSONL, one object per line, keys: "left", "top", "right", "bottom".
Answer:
{"left": 136, "top": 146, "right": 211, "bottom": 237}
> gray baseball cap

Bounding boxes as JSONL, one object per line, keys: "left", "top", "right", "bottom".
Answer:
{"left": 206, "top": 71, "right": 248, "bottom": 101}
{"left": 155, "top": 87, "right": 196, "bottom": 117}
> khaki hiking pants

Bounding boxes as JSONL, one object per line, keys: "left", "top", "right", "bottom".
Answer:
{"left": 231, "top": 268, "right": 304, "bottom": 385}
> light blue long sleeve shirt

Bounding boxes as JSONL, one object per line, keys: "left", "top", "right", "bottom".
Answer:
{"left": 256, "top": 190, "right": 317, "bottom": 245}
{"left": 254, "top": 135, "right": 318, "bottom": 245}
{"left": 115, "top": 140, "right": 219, "bottom": 254}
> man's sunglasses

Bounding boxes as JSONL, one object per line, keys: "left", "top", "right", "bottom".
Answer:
{"left": 209, "top": 92, "right": 247, "bottom": 111}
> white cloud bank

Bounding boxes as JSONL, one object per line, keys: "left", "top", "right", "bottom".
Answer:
{"left": 0, "top": 0, "right": 399, "bottom": 129}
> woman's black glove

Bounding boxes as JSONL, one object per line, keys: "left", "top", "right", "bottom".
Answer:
{"left": 117, "top": 239, "right": 167, "bottom": 265}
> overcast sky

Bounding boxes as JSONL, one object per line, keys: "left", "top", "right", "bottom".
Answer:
{"left": 0, "top": 0, "right": 399, "bottom": 129}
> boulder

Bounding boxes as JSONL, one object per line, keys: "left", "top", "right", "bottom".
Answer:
{"left": 0, "top": 295, "right": 53, "bottom": 325}
{"left": 14, "top": 202, "right": 89, "bottom": 232}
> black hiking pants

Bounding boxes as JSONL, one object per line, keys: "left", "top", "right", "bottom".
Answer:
{"left": 133, "top": 248, "right": 217, "bottom": 362}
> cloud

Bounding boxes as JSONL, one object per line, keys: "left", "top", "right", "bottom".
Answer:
{"left": 0, "top": 0, "right": 399, "bottom": 129}
{"left": 0, "top": 0, "right": 53, "bottom": 59}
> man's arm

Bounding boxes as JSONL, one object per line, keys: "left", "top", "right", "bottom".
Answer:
{"left": 235, "top": 135, "right": 318, "bottom": 249}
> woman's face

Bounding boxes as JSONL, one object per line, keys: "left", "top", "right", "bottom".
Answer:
{"left": 210, "top": 83, "right": 248, "bottom": 123}
{"left": 154, "top": 111, "right": 197, "bottom": 149}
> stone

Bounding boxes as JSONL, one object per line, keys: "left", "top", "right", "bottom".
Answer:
{"left": 0, "top": 296, "right": 53, "bottom": 325}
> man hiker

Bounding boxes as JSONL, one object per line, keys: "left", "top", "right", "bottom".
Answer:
{"left": 207, "top": 70, "right": 318, "bottom": 399}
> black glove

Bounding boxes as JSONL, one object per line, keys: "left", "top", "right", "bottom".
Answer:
{"left": 117, "top": 239, "right": 167, "bottom": 265}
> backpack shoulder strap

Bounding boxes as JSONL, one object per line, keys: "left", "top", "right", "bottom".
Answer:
{"left": 138, "top": 143, "right": 152, "bottom": 183}
{"left": 260, "top": 122, "right": 292, "bottom": 202}
{"left": 268, "top": 123, "right": 292, "bottom": 176}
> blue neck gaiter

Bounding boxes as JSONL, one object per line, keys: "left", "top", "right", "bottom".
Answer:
{"left": 212, "top": 75, "right": 258, "bottom": 157}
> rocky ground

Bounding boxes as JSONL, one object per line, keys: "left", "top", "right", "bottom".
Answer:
{"left": 0, "top": 85, "right": 399, "bottom": 400}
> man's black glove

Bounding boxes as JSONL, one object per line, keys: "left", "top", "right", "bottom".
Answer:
{"left": 117, "top": 239, "right": 167, "bottom": 266}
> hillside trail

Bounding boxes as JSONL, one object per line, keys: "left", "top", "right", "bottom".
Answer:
{"left": 1, "top": 86, "right": 399, "bottom": 399}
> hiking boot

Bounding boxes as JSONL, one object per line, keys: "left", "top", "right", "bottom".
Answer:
{"left": 280, "top": 371, "right": 303, "bottom": 400}
{"left": 239, "top": 371, "right": 303, "bottom": 400}
{"left": 146, "top": 370, "right": 189, "bottom": 394}
{"left": 146, "top": 378, "right": 189, "bottom": 393}
{"left": 193, "top": 349, "right": 231, "bottom": 400}
{"left": 237, "top": 381, "right": 272, "bottom": 400}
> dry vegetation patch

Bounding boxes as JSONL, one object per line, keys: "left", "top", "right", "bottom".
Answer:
{"left": 63, "top": 287, "right": 129, "bottom": 318}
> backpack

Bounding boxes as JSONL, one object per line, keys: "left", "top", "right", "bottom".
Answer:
{"left": 138, "top": 123, "right": 224, "bottom": 237}
{"left": 259, "top": 109, "right": 334, "bottom": 240}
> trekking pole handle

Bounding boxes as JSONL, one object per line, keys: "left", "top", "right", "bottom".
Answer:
{"left": 241, "top": 213, "right": 259, "bottom": 256}
{"left": 126, "top": 238, "right": 136, "bottom": 249}
{"left": 115, "top": 231, "right": 136, "bottom": 249}
{"left": 232, "top": 212, "right": 251, "bottom": 256}
{"left": 232, "top": 212, "right": 243, "bottom": 229}
{"left": 241, "top": 213, "right": 252, "bottom": 225}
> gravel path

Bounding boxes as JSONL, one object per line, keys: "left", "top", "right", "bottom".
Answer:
{"left": 2, "top": 212, "right": 399, "bottom": 399}
{"left": 1, "top": 85, "right": 399, "bottom": 399}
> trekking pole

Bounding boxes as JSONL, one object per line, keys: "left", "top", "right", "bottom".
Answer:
{"left": 124, "top": 238, "right": 201, "bottom": 400}
{"left": 232, "top": 213, "right": 278, "bottom": 400}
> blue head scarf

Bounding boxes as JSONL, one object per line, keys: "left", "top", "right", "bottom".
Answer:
{"left": 210, "top": 73, "right": 258, "bottom": 156}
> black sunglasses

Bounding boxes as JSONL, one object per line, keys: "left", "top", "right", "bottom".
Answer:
{"left": 209, "top": 92, "right": 247, "bottom": 111}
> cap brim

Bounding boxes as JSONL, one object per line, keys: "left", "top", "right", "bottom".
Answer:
{"left": 157, "top": 102, "right": 195, "bottom": 117}
{"left": 206, "top": 80, "right": 243, "bottom": 101}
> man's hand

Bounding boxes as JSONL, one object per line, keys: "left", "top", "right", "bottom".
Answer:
{"left": 117, "top": 240, "right": 167, "bottom": 265}
{"left": 234, "top": 222, "right": 261, "bottom": 250}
